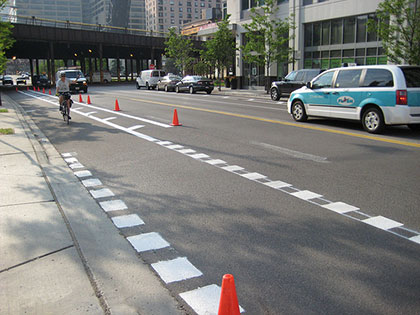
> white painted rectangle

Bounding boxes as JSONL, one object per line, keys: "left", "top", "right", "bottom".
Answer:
{"left": 409, "top": 235, "right": 420, "bottom": 244}
{"left": 264, "top": 180, "right": 292, "bottom": 189}
{"left": 99, "top": 200, "right": 128, "bottom": 212}
{"left": 111, "top": 214, "right": 144, "bottom": 228}
{"left": 178, "top": 149, "right": 196, "bottom": 154}
{"left": 64, "top": 157, "right": 78, "bottom": 164}
{"left": 206, "top": 159, "right": 226, "bottom": 165}
{"left": 363, "top": 216, "right": 403, "bottom": 230}
{"left": 89, "top": 188, "right": 115, "bottom": 199}
{"left": 190, "top": 153, "right": 209, "bottom": 159}
{"left": 167, "top": 144, "right": 184, "bottom": 150}
{"left": 157, "top": 141, "right": 173, "bottom": 146}
{"left": 151, "top": 257, "right": 203, "bottom": 284}
{"left": 74, "top": 170, "right": 92, "bottom": 178}
{"left": 179, "top": 284, "right": 245, "bottom": 315}
{"left": 291, "top": 190, "right": 322, "bottom": 200}
{"left": 81, "top": 178, "right": 102, "bottom": 187}
{"left": 127, "top": 232, "right": 170, "bottom": 252}
{"left": 322, "top": 202, "right": 359, "bottom": 214}
{"left": 61, "top": 153, "right": 72, "bottom": 158}
{"left": 103, "top": 117, "right": 118, "bottom": 121}
{"left": 128, "top": 124, "right": 144, "bottom": 130}
{"left": 69, "top": 163, "right": 84, "bottom": 169}
{"left": 221, "top": 165, "right": 244, "bottom": 172}
{"left": 241, "top": 172, "right": 266, "bottom": 180}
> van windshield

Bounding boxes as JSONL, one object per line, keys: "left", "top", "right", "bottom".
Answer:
{"left": 65, "top": 71, "right": 83, "bottom": 79}
{"left": 400, "top": 67, "right": 420, "bottom": 87}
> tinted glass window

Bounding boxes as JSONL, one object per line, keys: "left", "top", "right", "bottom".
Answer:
{"left": 285, "top": 71, "right": 297, "bottom": 81}
{"left": 295, "top": 71, "right": 305, "bottom": 81}
{"left": 305, "top": 70, "right": 321, "bottom": 82}
{"left": 152, "top": 71, "right": 160, "bottom": 77}
{"left": 312, "top": 71, "right": 334, "bottom": 89}
{"left": 335, "top": 70, "right": 362, "bottom": 88}
{"left": 400, "top": 67, "right": 420, "bottom": 87}
{"left": 160, "top": 71, "right": 166, "bottom": 76}
{"left": 362, "top": 69, "right": 394, "bottom": 87}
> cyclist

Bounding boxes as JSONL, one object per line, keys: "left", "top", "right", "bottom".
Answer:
{"left": 56, "top": 72, "right": 72, "bottom": 119}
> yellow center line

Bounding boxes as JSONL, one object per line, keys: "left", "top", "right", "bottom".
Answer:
{"left": 128, "top": 97, "right": 420, "bottom": 149}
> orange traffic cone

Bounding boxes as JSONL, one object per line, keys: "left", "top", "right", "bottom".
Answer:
{"left": 171, "top": 109, "right": 182, "bottom": 126}
{"left": 37, "top": 87, "right": 40, "bottom": 92}
{"left": 15, "top": 87, "right": 18, "bottom": 92}
{"left": 33, "top": 86, "right": 36, "bottom": 91}
{"left": 49, "top": 89, "right": 51, "bottom": 95}
{"left": 87, "top": 95, "right": 91, "bottom": 104}
{"left": 114, "top": 99, "right": 120, "bottom": 111}
{"left": 42, "top": 88, "right": 45, "bottom": 93}
{"left": 79, "top": 94, "right": 83, "bottom": 103}
{"left": 218, "top": 274, "right": 240, "bottom": 315}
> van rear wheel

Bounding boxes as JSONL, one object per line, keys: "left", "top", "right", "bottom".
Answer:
{"left": 146, "top": 82, "right": 150, "bottom": 90}
{"left": 136, "top": 82, "right": 140, "bottom": 89}
{"left": 362, "top": 107, "right": 384, "bottom": 134}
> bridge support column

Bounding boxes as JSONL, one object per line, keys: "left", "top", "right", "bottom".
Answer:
{"left": 125, "top": 59, "right": 128, "bottom": 81}
{"left": 106, "top": 58, "right": 109, "bottom": 71}
{"left": 130, "top": 58, "right": 134, "bottom": 81}
{"left": 136, "top": 58, "right": 140, "bottom": 77}
{"left": 117, "top": 57, "right": 121, "bottom": 82}
{"left": 35, "top": 59, "right": 39, "bottom": 76}
{"left": 50, "top": 43, "right": 55, "bottom": 85}
{"left": 47, "top": 58, "right": 51, "bottom": 82}
{"left": 29, "top": 59, "right": 34, "bottom": 85}
{"left": 156, "top": 53, "right": 162, "bottom": 70}
{"left": 88, "top": 58, "right": 93, "bottom": 83}
{"left": 99, "top": 43, "right": 103, "bottom": 83}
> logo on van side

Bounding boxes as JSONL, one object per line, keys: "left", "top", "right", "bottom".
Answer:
{"left": 337, "top": 96, "right": 355, "bottom": 106}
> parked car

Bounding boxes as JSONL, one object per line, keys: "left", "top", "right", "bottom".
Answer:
{"left": 288, "top": 65, "right": 420, "bottom": 133}
{"left": 89, "top": 71, "right": 112, "bottom": 83}
{"left": 20, "top": 72, "right": 30, "bottom": 79}
{"left": 55, "top": 69, "right": 88, "bottom": 93}
{"left": 33, "top": 75, "right": 51, "bottom": 88}
{"left": 136, "top": 69, "right": 166, "bottom": 90}
{"left": 16, "top": 76, "right": 27, "bottom": 85}
{"left": 2, "top": 75, "right": 13, "bottom": 85}
{"left": 157, "top": 74, "right": 182, "bottom": 92}
{"left": 175, "top": 76, "right": 214, "bottom": 94}
{"left": 270, "top": 69, "right": 324, "bottom": 101}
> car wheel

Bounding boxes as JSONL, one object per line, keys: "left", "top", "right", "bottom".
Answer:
{"left": 270, "top": 87, "right": 280, "bottom": 101}
{"left": 189, "top": 86, "right": 195, "bottom": 94}
{"left": 136, "top": 82, "right": 140, "bottom": 89}
{"left": 146, "top": 82, "right": 150, "bottom": 90}
{"left": 291, "top": 101, "right": 308, "bottom": 122}
{"left": 362, "top": 107, "right": 384, "bottom": 133}
{"left": 165, "top": 85, "right": 168, "bottom": 92}
{"left": 176, "top": 86, "right": 180, "bottom": 93}
{"left": 407, "top": 124, "right": 420, "bottom": 131}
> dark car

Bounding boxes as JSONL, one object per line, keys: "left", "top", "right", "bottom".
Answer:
{"left": 56, "top": 70, "right": 88, "bottom": 93}
{"left": 270, "top": 69, "right": 324, "bottom": 101}
{"left": 175, "top": 75, "right": 214, "bottom": 94}
{"left": 157, "top": 75, "right": 182, "bottom": 92}
{"left": 16, "top": 76, "right": 27, "bottom": 85}
{"left": 33, "top": 75, "right": 51, "bottom": 88}
{"left": 2, "top": 75, "right": 13, "bottom": 85}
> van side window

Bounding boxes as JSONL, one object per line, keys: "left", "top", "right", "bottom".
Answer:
{"left": 312, "top": 71, "right": 334, "bottom": 89}
{"left": 160, "top": 71, "right": 166, "bottom": 77}
{"left": 152, "top": 71, "right": 160, "bottom": 77}
{"left": 362, "top": 69, "right": 394, "bottom": 87}
{"left": 335, "top": 69, "right": 362, "bottom": 88}
{"left": 400, "top": 67, "right": 420, "bottom": 87}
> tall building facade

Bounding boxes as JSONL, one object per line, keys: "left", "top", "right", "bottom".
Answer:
{"left": 145, "top": 0, "right": 222, "bottom": 33}
{"left": 226, "top": 0, "right": 385, "bottom": 89}
{"left": 14, "top": 0, "right": 83, "bottom": 23}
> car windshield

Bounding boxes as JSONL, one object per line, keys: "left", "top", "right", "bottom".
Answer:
{"left": 168, "top": 75, "right": 181, "bottom": 80}
{"left": 284, "top": 71, "right": 297, "bottom": 81}
{"left": 4, "top": 76, "right": 11, "bottom": 79}
{"left": 400, "top": 67, "right": 420, "bottom": 87}
{"left": 65, "top": 71, "right": 82, "bottom": 79}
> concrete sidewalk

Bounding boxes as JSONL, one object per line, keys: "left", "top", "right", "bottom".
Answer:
{"left": 0, "top": 93, "right": 183, "bottom": 314}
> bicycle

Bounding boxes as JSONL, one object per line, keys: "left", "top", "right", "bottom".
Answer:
{"left": 59, "top": 92, "right": 73, "bottom": 125}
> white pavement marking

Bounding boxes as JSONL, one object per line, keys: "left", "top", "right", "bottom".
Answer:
{"left": 167, "top": 144, "right": 184, "bottom": 150}
{"left": 61, "top": 153, "right": 73, "bottom": 158}
{"left": 64, "top": 157, "right": 78, "bottom": 164}
{"left": 157, "top": 141, "right": 173, "bottom": 146}
{"left": 223, "top": 96, "right": 230, "bottom": 99}
{"left": 291, "top": 190, "right": 323, "bottom": 200}
{"left": 190, "top": 153, "right": 210, "bottom": 159}
{"left": 103, "top": 117, "right": 117, "bottom": 121}
{"left": 99, "top": 200, "right": 128, "bottom": 212}
{"left": 127, "top": 232, "right": 170, "bottom": 252}
{"left": 128, "top": 125, "right": 144, "bottom": 130}
{"left": 206, "top": 159, "right": 226, "bottom": 165}
{"left": 111, "top": 214, "right": 145, "bottom": 228}
{"left": 221, "top": 165, "right": 244, "bottom": 172}
{"left": 362, "top": 216, "right": 403, "bottom": 230}
{"left": 241, "top": 172, "right": 266, "bottom": 180}
{"left": 178, "top": 149, "right": 196, "bottom": 154}
{"left": 85, "top": 111, "right": 98, "bottom": 116}
{"left": 322, "top": 202, "right": 359, "bottom": 214}
{"left": 409, "top": 235, "right": 420, "bottom": 244}
{"left": 151, "top": 257, "right": 203, "bottom": 284}
{"left": 74, "top": 170, "right": 92, "bottom": 178}
{"left": 89, "top": 188, "right": 115, "bottom": 199}
{"left": 264, "top": 180, "right": 292, "bottom": 189}
{"left": 81, "top": 178, "right": 102, "bottom": 187}
{"left": 255, "top": 142, "right": 329, "bottom": 163}
{"left": 179, "top": 284, "right": 245, "bottom": 315}
{"left": 248, "top": 98, "right": 255, "bottom": 101}
{"left": 69, "top": 163, "right": 84, "bottom": 169}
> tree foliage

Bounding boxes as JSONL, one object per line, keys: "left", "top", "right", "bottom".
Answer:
{"left": 164, "top": 28, "right": 195, "bottom": 75}
{"left": 0, "top": 0, "right": 15, "bottom": 72}
{"left": 241, "top": 0, "right": 294, "bottom": 79}
{"left": 369, "top": 0, "right": 420, "bottom": 65}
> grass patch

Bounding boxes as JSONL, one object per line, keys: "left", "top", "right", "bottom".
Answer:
{"left": 0, "top": 128, "right": 14, "bottom": 135}
{"left": 0, "top": 108, "right": 8, "bottom": 113}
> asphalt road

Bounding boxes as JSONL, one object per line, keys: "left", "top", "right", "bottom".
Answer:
{"left": 9, "top": 85, "right": 420, "bottom": 314}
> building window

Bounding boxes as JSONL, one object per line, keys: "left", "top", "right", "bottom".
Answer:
{"left": 179, "top": 7, "right": 183, "bottom": 11}
{"left": 313, "top": 22, "right": 321, "bottom": 46}
{"left": 242, "top": 0, "right": 249, "bottom": 10}
{"left": 343, "top": 17, "right": 355, "bottom": 43}
{"left": 304, "top": 24, "right": 312, "bottom": 47}
{"left": 367, "top": 14, "right": 378, "bottom": 42}
{"left": 331, "top": 19, "right": 342, "bottom": 45}
{"left": 356, "top": 15, "right": 367, "bottom": 42}
{"left": 322, "top": 21, "right": 330, "bottom": 45}
{"left": 303, "top": 0, "right": 313, "bottom": 5}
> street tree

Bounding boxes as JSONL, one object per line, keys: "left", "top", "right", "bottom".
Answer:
{"left": 241, "top": 0, "right": 294, "bottom": 91}
{"left": 203, "top": 16, "right": 236, "bottom": 90}
{"left": 0, "top": 0, "right": 15, "bottom": 73}
{"left": 368, "top": 0, "right": 420, "bottom": 65}
{"left": 164, "top": 28, "right": 195, "bottom": 76}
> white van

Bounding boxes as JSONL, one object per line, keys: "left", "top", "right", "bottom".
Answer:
{"left": 136, "top": 70, "right": 166, "bottom": 90}
{"left": 90, "top": 71, "right": 112, "bottom": 83}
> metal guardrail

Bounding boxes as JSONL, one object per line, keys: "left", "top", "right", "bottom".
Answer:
{"left": 0, "top": 13, "right": 168, "bottom": 38}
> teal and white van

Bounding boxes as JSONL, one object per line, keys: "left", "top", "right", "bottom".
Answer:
{"left": 287, "top": 65, "right": 420, "bottom": 133}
